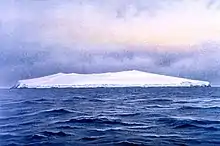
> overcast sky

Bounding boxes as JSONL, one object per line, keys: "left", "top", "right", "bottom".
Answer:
{"left": 0, "top": 0, "right": 220, "bottom": 87}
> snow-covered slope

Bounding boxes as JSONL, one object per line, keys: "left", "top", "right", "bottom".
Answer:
{"left": 13, "top": 70, "right": 210, "bottom": 88}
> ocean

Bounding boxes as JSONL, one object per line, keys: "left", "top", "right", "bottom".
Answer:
{"left": 1, "top": 88, "right": 220, "bottom": 146}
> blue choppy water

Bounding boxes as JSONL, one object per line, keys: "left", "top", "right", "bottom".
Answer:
{"left": 1, "top": 87, "right": 220, "bottom": 146}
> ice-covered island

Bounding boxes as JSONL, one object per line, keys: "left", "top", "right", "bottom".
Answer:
{"left": 13, "top": 70, "right": 211, "bottom": 89}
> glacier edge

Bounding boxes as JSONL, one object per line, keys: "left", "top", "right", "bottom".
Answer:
{"left": 13, "top": 70, "right": 211, "bottom": 89}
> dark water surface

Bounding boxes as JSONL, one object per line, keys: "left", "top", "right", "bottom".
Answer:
{"left": 1, "top": 88, "right": 220, "bottom": 146}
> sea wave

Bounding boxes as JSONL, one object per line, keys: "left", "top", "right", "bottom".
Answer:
{"left": 1, "top": 88, "right": 220, "bottom": 145}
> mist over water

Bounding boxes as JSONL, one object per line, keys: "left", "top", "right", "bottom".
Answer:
{"left": 1, "top": 44, "right": 220, "bottom": 87}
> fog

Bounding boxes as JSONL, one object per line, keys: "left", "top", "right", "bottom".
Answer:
{"left": 0, "top": 0, "right": 220, "bottom": 87}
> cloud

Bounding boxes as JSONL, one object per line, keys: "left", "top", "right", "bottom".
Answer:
{"left": 33, "top": 0, "right": 220, "bottom": 47}
{"left": 2, "top": 0, "right": 220, "bottom": 47}
{"left": 0, "top": 0, "right": 220, "bottom": 87}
